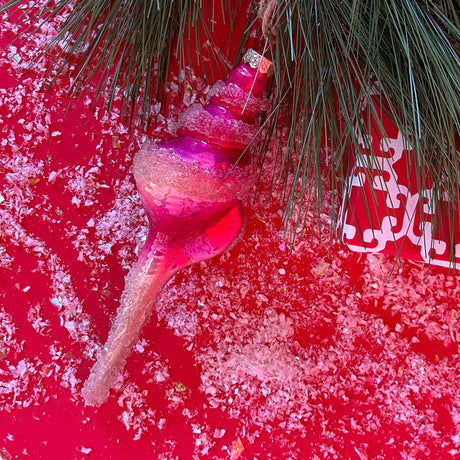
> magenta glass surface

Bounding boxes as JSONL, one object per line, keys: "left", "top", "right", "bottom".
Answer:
{"left": 81, "top": 53, "right": 270, "bottom": 405}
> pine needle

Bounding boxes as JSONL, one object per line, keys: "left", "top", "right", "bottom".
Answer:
{"left": 1, "top": 0, "right": 459, "bottom": 257}
{"left": 0, "top": 0, "right": 245, "bottom": 128}
{"left": 254, "top": 0, "right": 460, "bottom": 250}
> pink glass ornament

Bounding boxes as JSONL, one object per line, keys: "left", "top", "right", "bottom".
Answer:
{"left": 81, "top": 49, "right": 272, "bottom": 405}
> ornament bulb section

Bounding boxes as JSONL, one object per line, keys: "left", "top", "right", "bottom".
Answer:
{"left": 82, "top": 50, "right": 272, "bottom": 406}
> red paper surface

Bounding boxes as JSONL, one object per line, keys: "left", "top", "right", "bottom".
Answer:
{"left": 2, "top": 5, "right": 460, "bottom": 460}
{"left": 340, "top": 92, "right": 460, "bottom": 268}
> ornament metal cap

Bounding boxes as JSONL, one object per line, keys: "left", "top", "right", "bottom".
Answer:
{"left": 242, "top": 49, "right": 273, "bottom": 77}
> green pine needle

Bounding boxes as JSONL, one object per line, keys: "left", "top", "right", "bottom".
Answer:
{"left": 1, "top": 0, "right": 459, "bottom": 259}
{"left": 0, "top": 0, "right": 243, "bottom": 127}
{"left": 257, "top": 0, "right": 460, "bottom": 250}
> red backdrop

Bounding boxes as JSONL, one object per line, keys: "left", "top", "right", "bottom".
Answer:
{"left": 1, "top": 3, "right": 460, "bottom": 459}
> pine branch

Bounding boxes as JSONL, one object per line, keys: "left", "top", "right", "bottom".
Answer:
{"left": 0, "top": 0, "right": 248, "bottom": 128}
{"left": 258, "top": 0, "right": 460, "bottom": 246}
{"left": 1, "top": 0, "right": 459, "bottom": 256}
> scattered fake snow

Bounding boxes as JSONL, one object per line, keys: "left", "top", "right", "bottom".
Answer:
{"left": 1, "top": 2, "right": 460, "bottom": 459}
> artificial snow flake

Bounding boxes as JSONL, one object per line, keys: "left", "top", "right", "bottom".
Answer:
{"left": 229, "top": 437, "right": 244, "bottom": 460}
{"left": 1, "top": 4, "right": 460, "bottom": 457}
{"left": 173, "top": 382, "right": 187, "bottom": 393}
{"left": 0, "top": 447, "right": 12, "bottom": 460}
